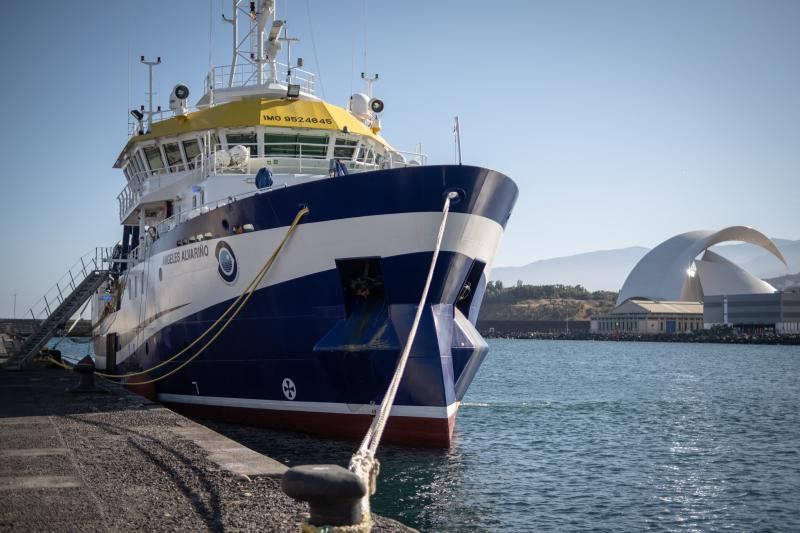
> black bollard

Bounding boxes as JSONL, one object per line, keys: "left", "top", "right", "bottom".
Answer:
{"left": 67, "top": 355, "right": 97, "bottom": 393}
{"left": 46, "top": 349, "right": 63, "bottom": 368}
{"left": 281, "top": 464, "right": 368, "bottom": 528}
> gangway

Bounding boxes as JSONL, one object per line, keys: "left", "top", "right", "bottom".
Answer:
{"left": 3, "top": 248, "right": 113, "bottom": 370}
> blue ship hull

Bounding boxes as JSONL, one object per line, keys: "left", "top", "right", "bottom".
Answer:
{"left": 109, "top": 165, "right": 518, "bottom": 446}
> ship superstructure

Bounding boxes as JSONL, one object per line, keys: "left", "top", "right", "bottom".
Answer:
{"left": 92, "top": 0, "right": 518, "bottom": 446}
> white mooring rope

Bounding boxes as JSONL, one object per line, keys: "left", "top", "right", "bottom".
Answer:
{"left": 349, "top": 191, "right": 458, "bottom": 517}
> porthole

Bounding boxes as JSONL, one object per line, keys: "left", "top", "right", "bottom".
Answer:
{"left": 221, "top": 219, "right": 230, "bottom": 231}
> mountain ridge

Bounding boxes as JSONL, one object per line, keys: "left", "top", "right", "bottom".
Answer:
{"left": 493, "top": 239, "right": 800, "bottom": 291}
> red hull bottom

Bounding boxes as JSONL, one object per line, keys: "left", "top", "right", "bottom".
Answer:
{"left": 162, "top": 401, "right": 457, "bottom": 448}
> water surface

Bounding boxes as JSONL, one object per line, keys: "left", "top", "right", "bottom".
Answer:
{"left": 54, "top": 338, "right": 800, "bottom": 531}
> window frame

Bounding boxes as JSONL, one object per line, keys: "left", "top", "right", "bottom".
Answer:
{"left": 181, "top": 138, "right": 202, "bottom": 170}
{"left": 135, "top": 150, "right": 148, "bottom": 176}
{"left": 226, "top": 130, "right": 260, "bottom": 157}
{"left": 142, "top": 144, "right": 166, "bottom": 174}
{"left": 162, "top": 142, "right": 185, "bottom": 172}
{"left": 263, "top": 131, "right": 330, "bottom": 159}
{"left": 333, "top": 136, "right": 359, "bottom": 160}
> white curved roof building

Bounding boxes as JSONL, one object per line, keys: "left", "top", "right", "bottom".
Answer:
{"left": 616, "top": 226, "right": 787, "bottom": 305}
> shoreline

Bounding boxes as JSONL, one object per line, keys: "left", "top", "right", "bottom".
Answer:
{"left": 482, "top": 331, "right": 800, "bottom": 345}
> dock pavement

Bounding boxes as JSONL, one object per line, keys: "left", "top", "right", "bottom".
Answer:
{"left": 0, "top": 361, "right": 412, "bottom": 532}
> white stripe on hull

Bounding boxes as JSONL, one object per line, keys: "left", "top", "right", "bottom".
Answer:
{"left": 98, "top": 211, "right": 504, "bottom": 367}
{"left": 157, "top": 393, "right": 460, "bottom": 419}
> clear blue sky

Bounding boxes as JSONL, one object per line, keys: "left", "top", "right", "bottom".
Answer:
{"left": 1, "top": 0, "right": 798, "bottom": 316}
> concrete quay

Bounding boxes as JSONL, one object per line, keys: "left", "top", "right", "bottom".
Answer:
{"left": 0, "top": 362, "right": 411, "bottom": 532}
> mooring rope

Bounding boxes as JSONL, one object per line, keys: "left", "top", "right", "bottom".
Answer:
{"left": 349, "top": 192, "right": 457, "bottom": 512}
{"left": 91, "top": 206, "right": 310, "bottom": 382}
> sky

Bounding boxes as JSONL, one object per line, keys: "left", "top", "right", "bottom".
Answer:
{"left": 0, "top": 0, "right": 798, "bottom": 316}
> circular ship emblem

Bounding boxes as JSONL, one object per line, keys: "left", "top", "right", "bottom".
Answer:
{"left": 215, "top": 241, "right": 238, "bottom": 284}
{"left": 282, "top": 378, "right": 297, "bottom": 400}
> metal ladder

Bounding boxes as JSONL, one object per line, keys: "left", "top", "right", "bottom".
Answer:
{"left": 4, "top": 248, "right": 113, "bottom": 371}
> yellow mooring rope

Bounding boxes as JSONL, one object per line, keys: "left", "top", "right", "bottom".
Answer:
{"left": 88, "top": 206, "right": 310, "bottom": 384}
{"left": 42, "top": 355, "right": 74, "bottom": 370}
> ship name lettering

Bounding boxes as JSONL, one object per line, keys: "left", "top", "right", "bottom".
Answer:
{"left": 162, "top": 244, "right": 209, "bottom": 266}
{"left": 162, "top": 251, "right": 181, "bottom": 265}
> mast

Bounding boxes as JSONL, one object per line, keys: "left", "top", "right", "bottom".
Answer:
{"left": 256, "top": 2, "right": 268, "bottom": 84}
{"left": 221, "top": 3, "right": 239, "bottom": 87}
{"left": 263, "top": 2, "right": 284, "bottom": 85}
{"left": 361, "top": 71, "right": 379, "bottom": 98}
{"left": 140, "top": 56, "right": 161, "bottom": 132}
{"left": 222, "top": 0, "right": 281, "bottom": 88}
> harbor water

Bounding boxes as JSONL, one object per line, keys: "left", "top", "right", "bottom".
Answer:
{"left": 52, "top": 338, "right": 800, "bottom": 531}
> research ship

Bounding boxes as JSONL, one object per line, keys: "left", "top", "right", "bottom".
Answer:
{"left": 92, "top": 0, "right": 518, "bottom": 446}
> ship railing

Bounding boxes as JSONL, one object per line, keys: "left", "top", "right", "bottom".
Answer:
{"left": 208, "top": 141, "right": 428, "bottom": 175}
{"left": 147, "top": 148, "right": 426, "bottom": 240}
{"left": 119, "top": 141, "right": 428, "bottom": 223}
{"left": 211, "top": 141, "right": 338, "bottom": 175}
{"left": 205, "top": 62, "right": 316, "bottom": 94}
{"left": 133, "top": 160, "right": 207, "bottom": 190}
{"left": 127, "top": 110, "right": 192, "bottom": 137}
{"left": 22, "top": 248, "right": 114, "bottom": 324}
{"left": 384, "top": 149, "right": 428, "bottom": 168}
{"left": 126, "top": 63, "right": 314, "bottom": 137}
{"left": 117, "top": 184, "right": 141, "bottom": 222}
{"left": 146, "top": 183, "right": 288, "bottom": 244}
{"left": 117, "top": 159, "right": 208, "bottom": 222}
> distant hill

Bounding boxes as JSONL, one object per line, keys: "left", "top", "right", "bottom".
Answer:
{"left": 478, "top": 283, "right": 617, "bottom": 321}
{"left": 765, "top": 272, "right": 800, "bottom": 291}
{"left": 492, "top": 239, "right": 799, "bottom": 291}
{"left": 492, "top": 247, "right": 649, "bottom": 292}
{"left": 735, "top": 240, "right": 800, "bottom": 280}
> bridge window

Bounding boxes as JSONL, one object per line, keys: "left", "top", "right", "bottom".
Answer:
{"left": 263, "top": 133, "right": 328, "bottom": 158}
{"left": 264, "top": 133, "right": 298, "bottom": 156}
{"left": 182, "top": 139, "right": 201, "bottom": 169}
{"left": 297, "top": 135, "right": 328, "bottom": 158}
{"left": 334, "top": 138, "right": 358, "bottom": 159}
{"left": 143, "top": 145, "right": 165, "bottom": 173}
{"left": 163, "top": 142, "right": 185, "bottom": 172}
{"left": 134, "top": 150, "right": 147, "bottom": 175}
{"left": 226, "top": 132, "right": 259, "bottom": 157}
{"left": 127, "top": 151, "right": 143, "bottom": 177}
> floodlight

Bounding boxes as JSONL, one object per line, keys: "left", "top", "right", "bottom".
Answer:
{"left": 286, "top": 84, "right": 300, "bottom": 98}
{"left": 174, "top": 84, "right": 190, "bottom": 100}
